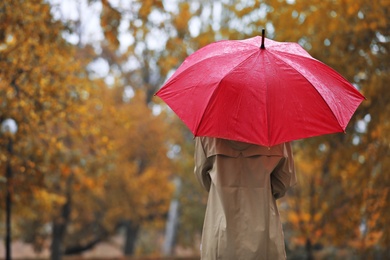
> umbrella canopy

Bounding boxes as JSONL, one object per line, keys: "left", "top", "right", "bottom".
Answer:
{"left": 155, "top": 32, "right": 365, "bottom": 146}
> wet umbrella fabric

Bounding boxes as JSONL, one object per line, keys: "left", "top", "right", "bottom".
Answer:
{"left": 155, "top": 35, "right": 365, "bottom": 146}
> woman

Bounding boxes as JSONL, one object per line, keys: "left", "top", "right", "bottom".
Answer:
{"left": 194, "top": 137, "right": 296, "bottom": 260}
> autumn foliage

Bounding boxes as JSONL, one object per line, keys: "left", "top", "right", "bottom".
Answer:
{"left": 1, "top": 0, "right": 389, "bottom": 259}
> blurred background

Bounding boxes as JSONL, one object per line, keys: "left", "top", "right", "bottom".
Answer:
{"left": 0, "top": 0, "right": 388, "bottom": 259}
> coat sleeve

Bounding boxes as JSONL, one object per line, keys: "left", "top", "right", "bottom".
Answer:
{"left": 271, "top": 142, "right": 296, "bottom": 199}
{"left": 194, "top": 137, "right": 213, "bottom": 192}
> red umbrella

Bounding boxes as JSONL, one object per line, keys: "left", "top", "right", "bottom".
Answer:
{"left": 155, "top": 31, "right": 365, "bottom": 146}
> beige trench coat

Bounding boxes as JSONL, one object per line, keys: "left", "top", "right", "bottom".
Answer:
{"left": 194, "top": 137, "right": 296, "bottom": 260}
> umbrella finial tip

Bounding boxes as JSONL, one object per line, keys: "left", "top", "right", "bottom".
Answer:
{"left": 260, "top": 28, "right": 265, "bottom": 49}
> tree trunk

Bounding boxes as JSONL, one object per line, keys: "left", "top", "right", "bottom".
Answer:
{"left": 64, "top": 236, "right": 105, "bottom": 255}
{"left": 50, "top": 177, "right": 73, "bottom": 260}
{"left": 51, "top": 220, "right": 66, "bottom": 260}
{"left": 305, "top": 238, "right": 314, "bottom": 260}
{"left": 123, "top": 221, "right": 140, "bottom": 255}
{"left": 162, "top": 177, "right": 182, "bottom": 256}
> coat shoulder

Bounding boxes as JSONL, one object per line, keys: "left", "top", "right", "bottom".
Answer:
{"left": 197, "top": 137, "right": 285, "bottom": 158}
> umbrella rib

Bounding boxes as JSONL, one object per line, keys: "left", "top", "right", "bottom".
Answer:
{"left": 195, "top": 51, "right": 260, "bottom": 137}
{"left": 268, "top": 51, "right": 345, "bottom": 131}
{"left": 263, "top": 52, "right": 272, "bottom": 147}
{"left": 163, "top": 48, "right": 257, "bottom": 92}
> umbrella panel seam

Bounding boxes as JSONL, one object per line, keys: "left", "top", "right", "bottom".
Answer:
{"left": 195, "top": 51, "right": 261, "bottom": 137}
{"left": 267, "top": 51, "right": 345, "bottom": 132}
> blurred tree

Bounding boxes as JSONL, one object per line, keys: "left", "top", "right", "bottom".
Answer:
{"left": 68, "top": 0, "right": 217, "bottom": 254}
{"left": 260, "top": 0, "right": 389, "bottom": 258}
{"left": 1, "top": 0, "right": 175, "bottom": 258}
{"left": 96, "top": 87, "right": 174, "bottom": 255}
{"left": 0, "top": 1, "right": 114, "bottom": 260}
